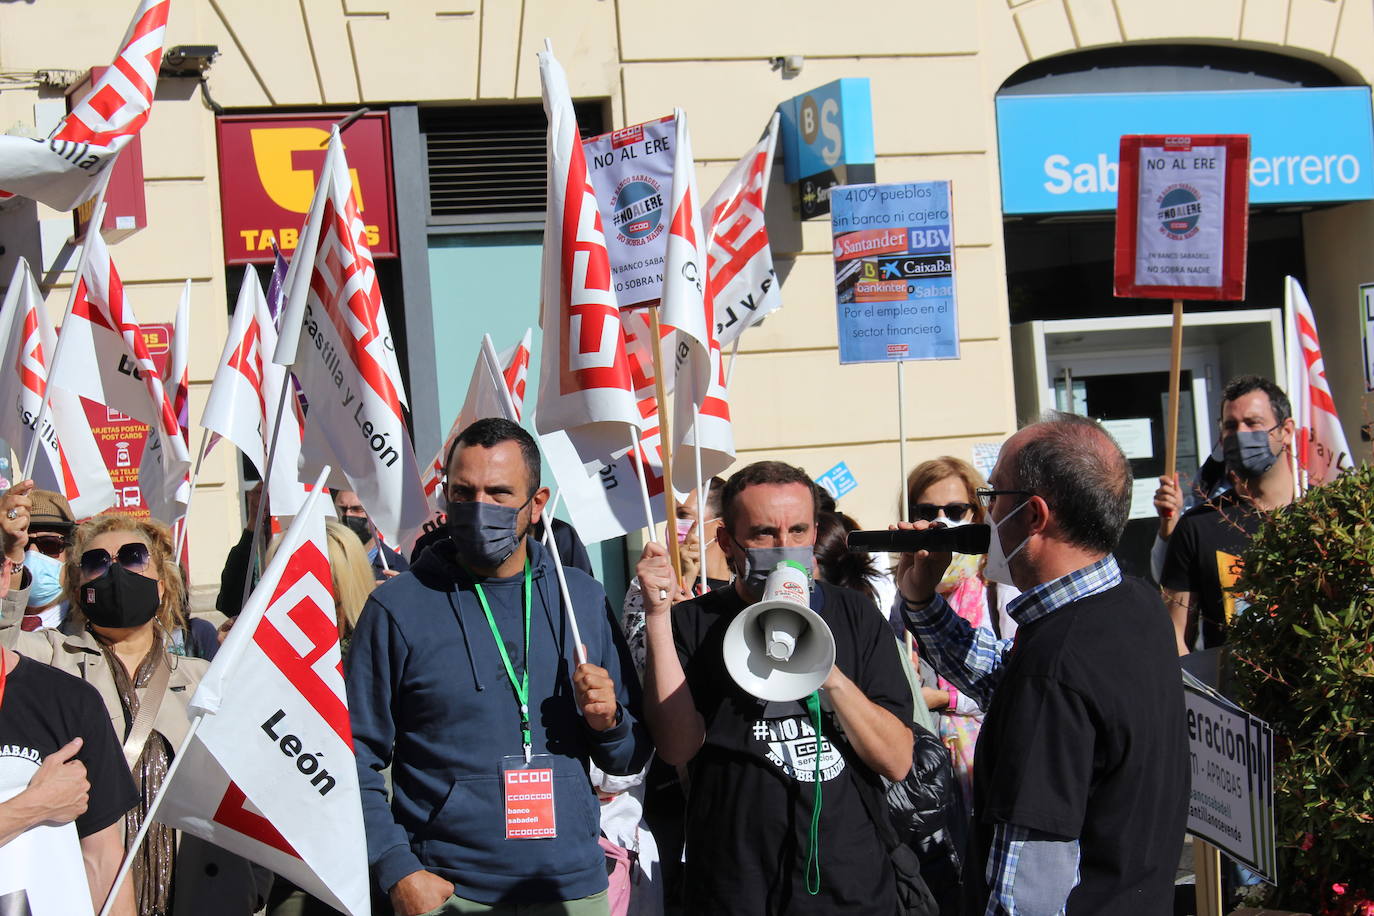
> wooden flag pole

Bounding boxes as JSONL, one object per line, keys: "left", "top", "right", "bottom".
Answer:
{"left": 1164, "top": 298, "right": 1185, "bottom": 477}
{"left": 647, "top": 307, "right": 683, "bottom": 585}
{"left": 1193, "top": 838, "right": 1224, "bottom": 916}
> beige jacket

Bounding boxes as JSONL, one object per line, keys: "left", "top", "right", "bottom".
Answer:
{"left": 3, "top": 624, "right": 272, "bottom": 915}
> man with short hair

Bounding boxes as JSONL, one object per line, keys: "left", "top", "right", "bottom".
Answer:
{"left": 897, "top": 413, "right": 1188, "bottom": 914}
{"left": 637, "top": 460, "right": 914, "bottom": 915}
{"left": 1161, "top": 375, "right": 1297, "bottom": 654}
{"left": 333, "top": 488, "right": 409, "bottom": 580}
{"left": 348, "top": 417, "right": 650, "bottom": 916}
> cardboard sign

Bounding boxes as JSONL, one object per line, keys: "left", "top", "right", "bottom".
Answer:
{"left": 583, "top": 116, "right": 676, "bottom": 309}
{"left": 1183, "top": 672, "right": 1276, "bottom": 882}
{"left": 830, "top": 181, "right": 960, "bottom": 364}
{"left": 1114, "top": 135, "right": 1249, "bottom": 300}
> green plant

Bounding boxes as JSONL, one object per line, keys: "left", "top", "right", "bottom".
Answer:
{"left": 1231, "top": 464, "right": 1374, "bottom": 915}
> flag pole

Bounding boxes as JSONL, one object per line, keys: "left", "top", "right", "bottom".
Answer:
{"left": 97, "top": 714, "right": 205, "bottom": 916}
{"left": 694, "top": 404, "right": 707, "bottom": 595}
{"left": 1164, "top": 298, "right": 1184, "bottom": 478}
{"left": 22, "top": 196, "right": 109, "bottom": 481}
{"left": 897, "top": 360, "right": 908, "bottom": 522}
{"left": 174, "top": 428, "right": 212, "bottom": 564}
{"left": 646, "top": 307, "right": 682, "bottom": 585}
{"left": 540, "top": 507, "right": 588, "bottom": 666}
{"left": 238, "top": 373, "right": 294, "bottom": 612}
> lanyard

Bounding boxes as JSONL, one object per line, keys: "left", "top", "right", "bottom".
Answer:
{"left": 471, "top": 559, "right": 534, "bottom": 762}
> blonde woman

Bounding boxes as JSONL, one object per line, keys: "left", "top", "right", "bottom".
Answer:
{"left": 3, "top": 513, "right": 267, "bottom": 916}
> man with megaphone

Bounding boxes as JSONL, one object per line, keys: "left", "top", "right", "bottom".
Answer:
{"left": 637, "top": 461, "right": 916, "bottom": 916}
{"left": 894, "top": 414, "right": 1189, "bottom": 915}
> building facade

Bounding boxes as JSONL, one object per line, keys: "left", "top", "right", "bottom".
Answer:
{"left": 1, "top": 0, "right": 1370, "bottom": 600}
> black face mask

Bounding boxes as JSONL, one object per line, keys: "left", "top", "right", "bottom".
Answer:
{"left": 80, "top": 565, "right": 161, "bottom": 629}
{"left": 341, "top": 514, "right": 372, "bottom": 546}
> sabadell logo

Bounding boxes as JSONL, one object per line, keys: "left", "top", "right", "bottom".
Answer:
{"left": 611, "top": 176, "right": 665, "bottom": 247}
{"left": 1156, "top": 184, "right": 1203, "bottom": 240}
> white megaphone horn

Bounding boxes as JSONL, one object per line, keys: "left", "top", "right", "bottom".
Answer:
{"left": 723, "top": 562, "right": 836, "bottom": 703}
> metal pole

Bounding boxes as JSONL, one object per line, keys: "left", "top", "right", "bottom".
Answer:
{"left": 897, "top": 361, "right": 908, "bottom": 522}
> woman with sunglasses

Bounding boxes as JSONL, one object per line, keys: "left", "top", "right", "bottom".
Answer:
{"left": 899, "top": 458, "right": 1020, "bottom": 845}
{"left": 4, "top": 513, "right": 267, "bottom": 916}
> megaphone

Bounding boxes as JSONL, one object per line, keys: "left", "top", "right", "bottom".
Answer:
{"left": 723, "top": 562, "right": 836, "bottom": 703}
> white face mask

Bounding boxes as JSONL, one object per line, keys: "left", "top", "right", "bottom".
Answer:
{"left": 938, "top": 515, "right": 971, "bottom": 528}
{"left": 983, "top": 497, "right": 1031, "bottom": 587}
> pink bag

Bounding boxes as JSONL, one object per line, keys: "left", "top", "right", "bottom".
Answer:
{"left": 599, "top": 836, "right": 633, "bottom": 916}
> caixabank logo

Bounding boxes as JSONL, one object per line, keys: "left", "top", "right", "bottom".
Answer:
{"left": 1156, "top": 183, "right": 1203, "bottom": 240}
{"left": 611, "top": 175, "right": 665, "bottom": 247}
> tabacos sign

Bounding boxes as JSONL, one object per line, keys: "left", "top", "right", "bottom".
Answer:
{"left": 216, "top": 112, "right": 398, "bottom": 264}
{"left": 996, "top": 87, "right": 1374, "bottom": 214}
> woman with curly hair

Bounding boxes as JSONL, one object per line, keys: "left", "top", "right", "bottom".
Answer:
{"left": 4, "top": 513, "right": 267, "bottom": 916}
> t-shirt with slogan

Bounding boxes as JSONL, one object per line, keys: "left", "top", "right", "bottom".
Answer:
{"left": 1160, "top": 490, "right": 1262, "bottom": 648}
{"left": 0, "top": 657, "right": 138, "bottom": 914}
{"left": 672, "top": 581, "right": 914, "bottom": 916}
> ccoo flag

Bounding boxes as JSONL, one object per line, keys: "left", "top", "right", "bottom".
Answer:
{"left": 659, "top": 109, "right": 735, "bottom": 493}
{"left": 274, "top": 128, "right": 428, "bottom": 545}
{"left": 0, "top": 259, "right": 115, "bottom": 516}
{"left": 155, "top": 478, "right": 371, "bottom": 916}
{"left": 533, "top": 47, "right": 641, "bottom": 471}
{"left": 50, "top": 229, "right": 190, "bottom": 520}
{"left": 0, "top": 0, "right": 170, "bottom": 210}
{"left": 141, "top": 279, "right": 191, "bottom": 526}
{"left": 1285, "top": 276, "right": 1353, "bottom": 486}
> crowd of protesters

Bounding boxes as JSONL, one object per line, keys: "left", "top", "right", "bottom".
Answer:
{"left": 0, "top": 374, "right": 1311, "bottom": 915}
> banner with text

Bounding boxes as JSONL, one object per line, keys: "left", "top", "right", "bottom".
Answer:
{"left": 1114, "top": 135, "right": 1249, "bottom": 300}
{"left": 583, "top": 116, "right": 676, "bottom": 309}
{"left": 830, "top": 181, "right": 960, "bottom": 364}
{"left": 1183, "top": 673, "right": 1276, "bottom": 883}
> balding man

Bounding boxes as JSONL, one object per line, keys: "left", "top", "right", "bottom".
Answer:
{"left": 896, "top": 413, "right": 1188, "bottom": 914}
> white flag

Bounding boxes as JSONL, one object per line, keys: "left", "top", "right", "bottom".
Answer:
{"left": 533, "top": 48, "right": 641, "bottom": 471}
{"left": 0, "top": 0, "right": 169, "bottom": 210}
{"left": 140, "top": 279, "right": 191, "bottom": 525}
{"left": 1285, "top": 276, "right": 1353, "bottom": 486}
{"left": 273, "top": 129, "right": 427, "bottom": 545}
{"left": 660, "top": 110, "right": 735, "bottom": 492}
{"left": 0, "top": 259, "right": 114, "bottom": 516}
{"left": 155, "top": 481, "right": 370, "bottom": 916}
{"left": 202, "top": 269, "right": 309, "bottom": 516}
{"left": 50, "top": 230, "right": 190, "bottom": 520}
{"left": 705, "top": 114, "right": 782, "bottom": 347}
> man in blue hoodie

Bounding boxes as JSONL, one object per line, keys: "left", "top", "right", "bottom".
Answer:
{"left": 347, "top": 418, "right": 651, "bottom": 916}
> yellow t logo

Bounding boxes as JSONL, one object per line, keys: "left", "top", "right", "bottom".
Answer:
{"left": 249, "top": 127, "right": 364, "bottom": 214}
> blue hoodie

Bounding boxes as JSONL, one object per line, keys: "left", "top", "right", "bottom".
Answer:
{"left": 346, "top": 536, "right": 651, "bottom": 903}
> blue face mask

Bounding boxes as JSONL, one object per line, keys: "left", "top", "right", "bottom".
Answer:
{"left": 24, "top": 549, "right": 64, "bottom": 609}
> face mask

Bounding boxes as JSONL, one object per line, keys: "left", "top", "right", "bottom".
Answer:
{"left": 675, "top": 518, "right": 696, "bottom": 544}
{"left": 24, "top": 549, "right": 64, "bottom": 609}
{"left": 1222, "top": 428, "right": 1279, "bottom": 479}
{"left": 341, "top": 514, "right": 372, "bottom": 546}
{"left": 737, "top": 543, "right": 815, "bottom": 596}
{"left": 80, "top": 565, "right": 161, "bottom": 629}
{"left": 447, "top": 498, "right": 528, "bottom": 569}
{"left": 937, "top": 515, "right": 971, "bottom": 528}
{"left": 983, "top": 498, "right": 1031, "bottom": 588}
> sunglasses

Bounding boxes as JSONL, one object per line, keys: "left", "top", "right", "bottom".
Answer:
{"left": 911, "top": 502, "right": 974, "bottom": 523}
{"left": 29, "top": 534, "right": 69, "bottom": 558}
{"left": 80, "top": 542, "right": 152, "bottom": 578}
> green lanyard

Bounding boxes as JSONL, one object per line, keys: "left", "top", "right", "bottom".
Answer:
{"left": 804, "top": 690, "right": 823, "bottom": 895}
{"left": 471, "top": 559, "right": 534, "bottom": 762}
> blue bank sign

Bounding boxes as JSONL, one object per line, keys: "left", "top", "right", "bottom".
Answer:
{"left": 996, "top": 87, "right": 1374, "bottom": 214}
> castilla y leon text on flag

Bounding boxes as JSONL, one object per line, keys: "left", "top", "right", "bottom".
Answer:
{"left": 0, "top": 0, "right": 170, "bottom": 210}
{"left": 273, "top": 127, "right": 428, "bottom": 545}
{"left": 0, "top": 259, "right": 114, "bottom": 517}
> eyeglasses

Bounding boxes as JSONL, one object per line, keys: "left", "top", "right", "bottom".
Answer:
{"left": 911, "top": 502, "right": 974, "bottom": 523}
{"left": 80, "top": 542, "right": 152, "bottom": 578}
{"left": 975, "top": 488, "right": 1034, "bottom": 510}
{"left": 29, "top": 534, "right": 69, "bottom": 558}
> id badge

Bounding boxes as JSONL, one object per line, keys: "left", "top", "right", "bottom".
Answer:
{"left": 502, "top": 755, "right": 556, "bottom": 840}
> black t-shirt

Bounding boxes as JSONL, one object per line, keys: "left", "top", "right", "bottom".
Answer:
{"left": 673, "top": 581, "right": 914, "bottom": 916}
{"left": 1160, "top": 491, "right": 1262, "bottom": 648}
{"left": 969, "top": 578, "right": 1189, "bottom": 915}
{"left": 0, "top": 657, "right": 137, "bottom": 837}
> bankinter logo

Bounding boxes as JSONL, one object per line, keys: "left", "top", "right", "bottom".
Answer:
{"left": 250, "top": 127, "right": 364, "bottom": 214}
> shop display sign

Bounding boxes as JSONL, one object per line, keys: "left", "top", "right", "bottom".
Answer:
{"left": 582, "top": 115, "right": 676, "bottom": 309}
{"left": 1183, "top": 672, "right": 1277, "bottom": 883}
{"left": 778, "top": 79, "right": 876, "bottom": 218}
{"left": 216, "top": 112, "right": 397, "bottom": 264}
{"left": 1113, "top": 134, "right": 1249, "bottom": 300}
{"left": 830, "top": 181, "right": 959, "bottom": 364}
{"left": 76, "top": 322, "right": 171, "bottom": 518}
